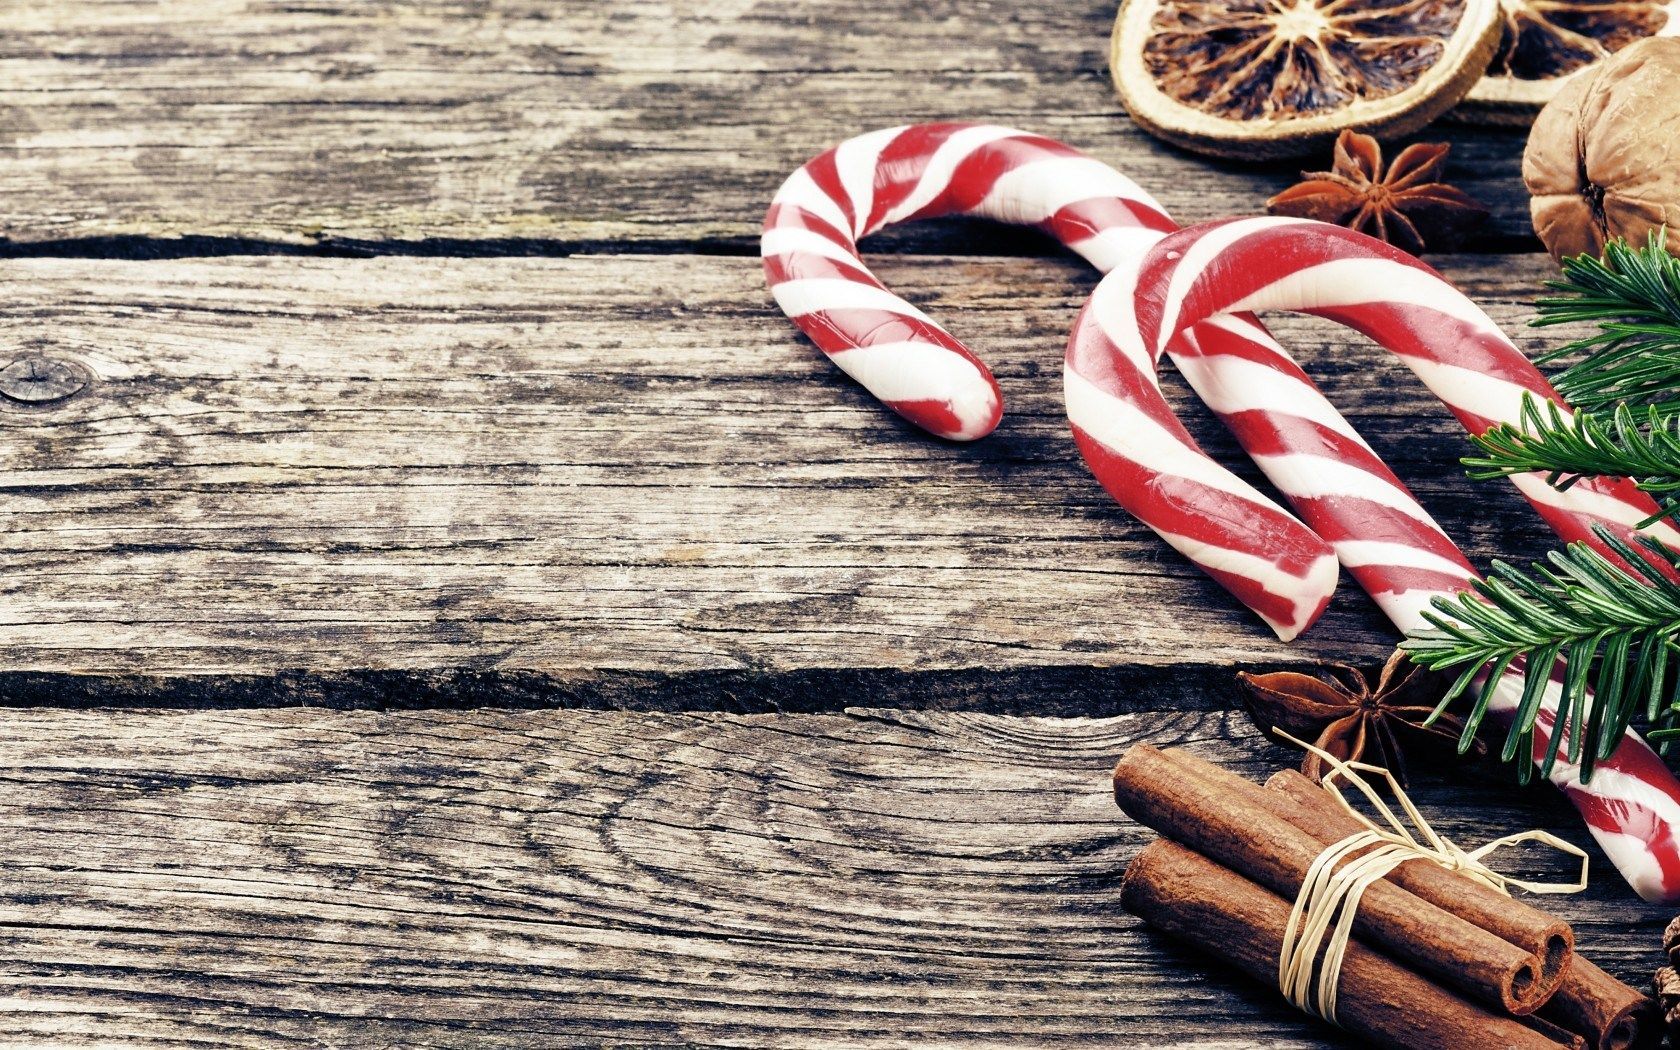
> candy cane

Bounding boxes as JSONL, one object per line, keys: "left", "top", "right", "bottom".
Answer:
{"left": 762, "top": 124, "right": 1337, "bottom": 639}
{"left": 764, "top": 123, "right": 1174, "bottom": 442}
{"left": 1068, "top": 215, "right": 1680, "bottom": 901}
{"left": 764, "top": 128, "right": 1680, "bottom": 897}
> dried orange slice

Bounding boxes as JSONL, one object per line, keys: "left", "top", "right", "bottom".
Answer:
{"left": 1458, "top": 0, "right": 1680, "bottom": 123}
{"left": 1111, "top": 0, "right": 1503, "bottom": 158}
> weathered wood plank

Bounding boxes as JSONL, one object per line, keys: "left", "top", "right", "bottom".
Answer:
{"left": 0, "top": 0, "right": 1535, "bottom": 250}
{"left": 0, "top": 706, "right": 1659, "bottom": 1047}
{"left": 0, "top": 252, "right": 1588, "bottom": 703}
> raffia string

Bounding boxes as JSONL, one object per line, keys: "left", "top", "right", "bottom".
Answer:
{"left": 1272, "top": 730, "right": 1589, "bottom": 1025}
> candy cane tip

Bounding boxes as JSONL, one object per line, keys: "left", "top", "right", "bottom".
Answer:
{"left": 1640, "top": 883, "right": 1680, "bottom": 906}
{"left": 1587, "top": 826, "right": 1679, "bottom": 903}
{"left": 1262, "top": 554, "right": 1338, "bottom": 642}
{"left": 889, "top": 389, "right": 1003, "bottom": 441}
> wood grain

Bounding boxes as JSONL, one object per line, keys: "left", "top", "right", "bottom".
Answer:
{"left": 0, "top": 705, "right": 1660, "bottom": 1047}
{"left": 0, "top": 252, "right": 1583, "bottom": 704}
{"left": 0, "top": 6, "right": 1628, "bottom": 1049}
{"left": 0, "top": 0, "right": 1535, "bottom": 251}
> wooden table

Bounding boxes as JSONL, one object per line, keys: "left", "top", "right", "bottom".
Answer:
{"left": 0, "top": 2, "right": 1668, "bottom": 1046}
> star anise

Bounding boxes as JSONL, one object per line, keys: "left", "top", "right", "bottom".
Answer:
{"left": 1236, "top": 649, "right": 1484, "bottom": 785}
{"left": 1655, "top": 916, "right": 1680, "bottom": 1046}
{"left": 1265, "top": 129, "right": 1490, "bottom": 255}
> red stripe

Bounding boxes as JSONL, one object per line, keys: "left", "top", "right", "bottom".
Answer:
{"left": 1354, "top": 565, "right": 1481, "bottom": 596}
{"left": 802, "top": 149, "right": 856, "bottom": 238}
{"left": 1284, "top": 494, "right": 1466, "bottom": 556}
{"left": 886, "top": 396, "right": 991, "bottom": 440}
{"left": 764, "top": 203, "right": 858, "bottom": 252}
{"left": 865, "top": 123, "right": 972, "bottom": 233}
{"left": 1066, "top": 309, "right": 1197, "bottom": 439}
{"left": 1046, "top": 197, "right": 1175, "bottom": 243}
{"left": 790, "top": 306, "right": 974, "bottom": 361}
{"left": 1205, "top": 563, "right": 1325, "bottom": 634}
{"left": 900, "top": 135, "right": 1086, "bottom": 222}
{"left": 1069, "top": 422, "right": 1332, "bottom": 582}
{"left": 1211, "top": 407, "right": 1373, "bottom": 463}
{"left": 1174, "top": 317, "right": 1298, "bottom": 370}
{"left": 764, "top": 251, "right": 881, "bottom": 289}
{"left": 1311, "top": 304, "right": 1557, "bottom": 405}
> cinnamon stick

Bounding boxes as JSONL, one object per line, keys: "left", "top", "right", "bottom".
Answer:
{"left": 1261, "top": 768, "right": 1646, "bottom": 1050}
{"left": 1261, "top": 769, "right": 1572, "bottom": 996}
{"left": 1121, "top": 839, "right": 1583, "bottom": 1050}
{"left": 1114, "top": 745, "right": 1560, "bottom": 1015}
{"left": 1523, "top": 1014, "right": 1593, "bottom": 1050}
{"left": 1539, "top": 957, "right": 1647, "bottom": 1050}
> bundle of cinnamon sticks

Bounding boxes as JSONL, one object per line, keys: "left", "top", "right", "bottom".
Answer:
{"left": 1115, "top": 745, "right": 1649, "bottom": 1050}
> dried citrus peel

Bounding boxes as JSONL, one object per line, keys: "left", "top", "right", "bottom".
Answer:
{"left": 1459, "top": 0, "right": 1679, "bottom": 122}
{"left": 1112, "top": 0, "right": 1503, "bottom": 158}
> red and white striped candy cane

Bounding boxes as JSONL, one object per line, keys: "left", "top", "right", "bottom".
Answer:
{"left": 763, "top": 125, "right": 1338, "bottom": 640}
{"left": 1068, "top": 215, "right": 1680, "bottom": 900}
{"left": 763, "top": 123, "right": 1177, "bottom": 440}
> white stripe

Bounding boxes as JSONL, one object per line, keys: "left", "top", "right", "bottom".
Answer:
{"left": 978, "top": 156, "right": 1157, "bottom": 227}
{"left": 760, "top": 227, "right": 863, "bottom": 266}
{"left": 1510, "top": 472, "right": 1655, "bottom": 530}
{"left": 1198, "top": 312, "right": 1272, "bottom": 344}
{"left": 1171, "top": 350, "right": 1371, "bottom": 450}
{"left": 880, "top": 124, "right": 1024, "bottom": 227}
{"left": 1156, "top": 217, "right": 1310, "bottom": 352}
{"left": 828, "top": 342, "right": 997, "bottom": 440}
{"left": 1153, "top": 527, "right": 1338, "bottom": 642}
{"left": 771, "top": 278, "right": 938, "bottom": 327}
{"left": 1230, "top": 258, "right": 1508, "bottom": 337}
{"left": 770, "top": 166, "right": 854, "bottom": 241}
{"left": 1332, "top": 540, "right": 1474, "bottom": 578}
{"left": 1404, "top": 357, "right": 1538, "bottom": 427}
{"left": 1064, "top": 367, "right": 1297, "bottom": 513}
{"left": 1250, "top": 452, "right": 1444, "bottom": 528}
{"left": 825, "top": 341, "right": 985, "bottom": 400}
{"left": 1639, "top": 513, "right": 1680, "bottom": 548}
{"left": 1087, "top": 264, "right": 1157, "bottom": 375}
{"left": 1549, "top": 758, "right": 1680, "bottom": 854}
{"left": 1503, "top": 467, "right": 1679, "bottom": 545}
{"left": 1066, "top": 224, "right": 1165, "bottom": 274}
{"left": 832, "top": 127, "right": 906, "bottom": 239}
{"left": 1583, "top": 826, "right": 1669, "bottom": 903}
{"left": 1480, "top": 673, "right": 1680, "bottom": 902}
{"left": 1376, "top": 590, "right": 1450, "bottom": 634}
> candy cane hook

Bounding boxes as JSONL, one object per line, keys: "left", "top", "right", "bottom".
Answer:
{"left": 763, "top": 123, "right": 1175, "bottom": 440}
{"left": 1069, "top": 215, "right": 1680, "bottom": 901}
{"left": 763, "top": 125, "right": 1338, "bottom": 639}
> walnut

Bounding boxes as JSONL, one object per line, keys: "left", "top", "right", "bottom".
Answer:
{"left": 1524, "top": 36, "right": 1680, "bottom": 262}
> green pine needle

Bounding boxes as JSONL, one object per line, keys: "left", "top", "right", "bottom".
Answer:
{"left": 1532, "top": 231, "right": 1680, "bottom": 412}
{"left": 1424, "top": 233, "right": 1680, "bottom": 780}
{"left": 1402, "top": 526, "right": 1680, "bottom": 781}
{"left": 1464, "top": 398, "right": 1680, "bottom": 525}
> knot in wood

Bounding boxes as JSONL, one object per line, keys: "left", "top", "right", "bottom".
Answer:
{"left": 0, "top": 355, "right": 88, "bottom": 404}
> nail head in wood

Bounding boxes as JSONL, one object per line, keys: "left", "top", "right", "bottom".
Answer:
{"left": 0, "top": 355, "right": 88, "bottom": 404}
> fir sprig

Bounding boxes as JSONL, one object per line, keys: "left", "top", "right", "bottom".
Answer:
{"left": 1531, "top": 232, "right": 1680, "bottom": 413}
{"left": 1402, "top": 526, "right": 1680, "bottom": 783}
{"left": 1465, "top": 398, "right": 1680, "bottom": 525}
{"left": 1411, "top": 233, "right": 1680, "bottom": 782}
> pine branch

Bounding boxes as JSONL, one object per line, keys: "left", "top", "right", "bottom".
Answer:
{"left": 1532, "top": 232, "right": 1680, "bottom": 413}
{"left": 1401, "top": 525, "right": 1680, "bottom": 782}
{"left": 1419, "top": 234, "right": 1680, "bottom": 780}
{"left": 1464, "top": 398, "right": 1680, "bottom": 525}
